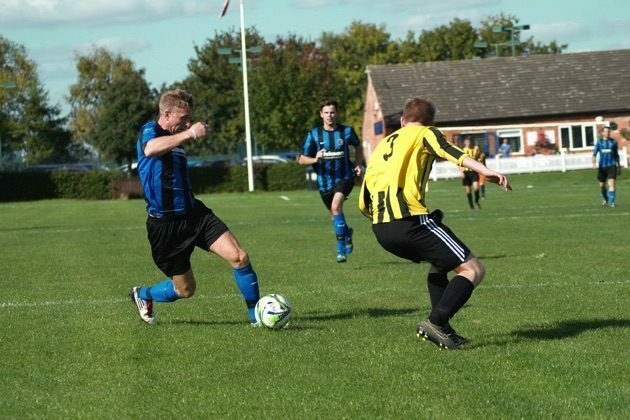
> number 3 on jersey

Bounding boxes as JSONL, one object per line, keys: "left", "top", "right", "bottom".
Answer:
{"left": 382, "top": 133, "right": 399, "bottom": 161}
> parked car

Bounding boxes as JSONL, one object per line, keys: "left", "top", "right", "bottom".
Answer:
{"left": 245, "top": 155, "right": 290, "bottom": 165}
{"left": 25, "top": 163, "right": 109, "bottom": 172}
{"left": 188, "top": 158, "right": 243, "bottom": 168}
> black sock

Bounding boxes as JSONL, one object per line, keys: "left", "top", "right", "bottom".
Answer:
{"left": 466, "top": 193, "right": 473, "bottom": 209}
{"left": 474, "top": 190, "right": 480, "bottom": 204}
{"left": 427, "top": 272, "right": 449, "bottom": 309}
{"left": 428, "top": 276, "right": 475, "bottom": 326}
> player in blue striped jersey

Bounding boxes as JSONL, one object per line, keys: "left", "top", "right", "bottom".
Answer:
{"left": 592, "top": 126, "right": 620, "bottom": 207}
{"left": 130, "top": 89, "right": 260, "bottom": 325}
{"left": 298, "top": 98, "right": 363, "bottom": 263}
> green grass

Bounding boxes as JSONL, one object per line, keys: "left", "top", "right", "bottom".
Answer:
{"left": 1, "top": 169, "right": 628, "bottom": 418}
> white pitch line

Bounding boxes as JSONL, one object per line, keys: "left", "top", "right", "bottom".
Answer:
{"left": 279, "top": 195, "right": 290, "bottom": 201}
{"left": 1, "top": 280, "right": 628, "bottom": 310}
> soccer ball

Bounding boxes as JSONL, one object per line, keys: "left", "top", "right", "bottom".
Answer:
{"left": 255, "top": 294, "right": 291, "bottom": 329}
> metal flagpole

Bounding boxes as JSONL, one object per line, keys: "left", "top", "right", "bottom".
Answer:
{"left": 239, "top": 0, "right": 254, "bottom": 192}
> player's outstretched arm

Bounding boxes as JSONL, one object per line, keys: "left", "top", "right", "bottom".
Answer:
{"left": 145, "top": 122, "right": 207, "bottom": 157}
{"left": 461, "top": 156, "right": 512, "bottom": 191}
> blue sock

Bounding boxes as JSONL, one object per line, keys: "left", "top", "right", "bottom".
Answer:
{"left": 139, "top": 279, "right": 179, "bottom": 302}
{"left": 233, "top": 264, "right": 260, "bottom": 323}
{"left": 609, "top": 190, "right": 616, "bottom": 205}
{"left": 332, "top": 214, "right": 347, "bottom": 255}
{"left": 601, "top": 187, "right": 608, "bottom": 202}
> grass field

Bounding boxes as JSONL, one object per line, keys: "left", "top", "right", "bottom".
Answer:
{"left": 1, "top": 169, "right": 629, "bottom": 418}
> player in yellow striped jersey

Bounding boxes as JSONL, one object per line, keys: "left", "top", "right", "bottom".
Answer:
{"left": 461, "top": 137, "right": 482, "bottom": 209}
{"left": 359, "top": 98, "right": 511, "bottom": 349}
{"left": 477, "top": 150, "right": 487, "bottom": 198}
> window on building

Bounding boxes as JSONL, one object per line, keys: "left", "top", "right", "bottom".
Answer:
{"left": 559, "top": 124, "right": 597, "bottom": 150}
{"left": 496, "top": 129, "right": 523, "bottom": 154}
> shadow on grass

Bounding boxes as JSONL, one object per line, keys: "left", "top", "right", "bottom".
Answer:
{"left": 511, "top": 318, "right": 630, "bottom": 341}
{"left": 0, "top": 226, "right": 60, "bottom": 232}
{"left": 477, "top": 254, "right": 508, "bottom": 260}
{"left": 299, "top": 307, "right": 418, "bottom": 322}
{"left": 452, "top": 318, "right": 630, "bottom": 350}
{"left": 169, "top": 319, "right": 244, "bottom": 326}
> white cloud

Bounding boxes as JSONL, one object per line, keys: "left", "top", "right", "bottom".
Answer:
{"left": 292, "top": 0, "right": 497, "bottom": 11}
{"left": 0, "top": 0, "right": 213, "bottom": 27}
{"left": 79, "top": 37, "right": 151, "bottom": 55}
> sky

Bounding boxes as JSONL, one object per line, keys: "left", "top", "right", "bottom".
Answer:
{"left": 2, "top": 0, "right": 629, "bottom": 115}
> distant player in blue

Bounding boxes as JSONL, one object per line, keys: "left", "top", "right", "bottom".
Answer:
{"left": 130, "top": 89, "right": 260, "bottom": 325}
{"left": 298, "top": 98, "right": 363, "bottom": 263}
{"left": 592, "top": 126, "right": 620, "bottom": 207}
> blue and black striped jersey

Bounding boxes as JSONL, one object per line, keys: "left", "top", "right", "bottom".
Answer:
{"left": 593, "top": 138, "right": 619, "bottom": 168}
{"left": 302, "top": 125, "right": 360, "bottom": 192}
{"left": 137, "top": 121, "right": 195, "bottom": 217}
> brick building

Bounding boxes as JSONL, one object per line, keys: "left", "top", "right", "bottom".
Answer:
{"left": 362, "top": 49, "right": 630, "bottom": 163}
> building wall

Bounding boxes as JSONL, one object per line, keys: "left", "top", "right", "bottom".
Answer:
{"left": 362, "top": 77, "right": 630, "bottom": 164}
{"left": 361, "top": 75, "right": 386, "bottom": 162}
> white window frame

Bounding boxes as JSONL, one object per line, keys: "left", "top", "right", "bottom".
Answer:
{"left": 496, "top": 129, "right": 524, "bottom": 155}
{"left": 559, "top": 124, "right": 597, "bottom": 151}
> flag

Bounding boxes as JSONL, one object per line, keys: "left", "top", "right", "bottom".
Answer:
{"left": 219, "top": 0, "right": 230, "bottom": 18}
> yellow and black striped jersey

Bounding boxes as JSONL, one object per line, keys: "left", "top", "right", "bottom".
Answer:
{"left": 462, "top": 146, "right": 481, "bottom": 171}
{"left": 359, "top": 125, "right": 467, "bottom": 224}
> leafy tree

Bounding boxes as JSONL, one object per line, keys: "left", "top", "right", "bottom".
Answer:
{"left": 415, "top": 19, "right": 477, "bottom": 61}
{"left": 69, "top": 47, "right": 153, "bottom": 163}
{"left": 0, "top": 35, "right": 72, "bottom": 167}
{"left": 249, "top": 35, "right": 335, "bottom": 152}
{"left": 180, "top": 29, "right": 262, "bottom": 156}
{"left": 92, "top": 70, "right": 154, "bottom": 167}
{"left": 320, "top": 22, "right": 398, "bottom": 133}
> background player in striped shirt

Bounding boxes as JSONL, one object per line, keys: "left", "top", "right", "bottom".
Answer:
{"left": 298, "top": 98, "right": 363, "bottom": 263}
{"left": 461, "top": 136, "right": 482, "bottom": 209}
{"left": 592, "top": 126, "right": 620, "bottom": 207}
{"left": 130, "top": 89, "right": 260, "bottom": 325}
{"left": 359, "top": 98, "right": 511, "bottom": 349}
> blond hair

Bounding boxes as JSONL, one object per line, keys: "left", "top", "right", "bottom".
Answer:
{"left": 159, "top": 89, "right": 193, "bottom": 114}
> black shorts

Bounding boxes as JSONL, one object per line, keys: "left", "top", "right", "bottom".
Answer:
{"left": 146, "top": 200, "right": 229, "bottom": 277}
{"left": 320, "top": 179, "right": 354, "bottom": 210}
{"left": 372, "top": 210, "right": 471, "bottom": 273}
{"left": 597, "top": 166, "right": 617, "bottom": 182}
{"left": 462, "top": 171, "right": 479, "bottom": 186}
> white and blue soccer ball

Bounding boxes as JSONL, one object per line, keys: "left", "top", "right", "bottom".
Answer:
{"left": 255, "top": 294, "right": 291, "bottom": 329}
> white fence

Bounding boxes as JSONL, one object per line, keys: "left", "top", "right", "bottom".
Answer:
{"left": 430, "top": 147, "right": 629, "bottom": 180}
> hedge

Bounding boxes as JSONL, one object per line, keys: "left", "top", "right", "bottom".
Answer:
{"left": 0, "top": 162, "right": 311, "bottom": 202}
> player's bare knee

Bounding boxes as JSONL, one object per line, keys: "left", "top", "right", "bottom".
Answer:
{"left": 230, "top": 248, "right": 250, "bottom": 268}
{"left": 470, "top": 258, "right": 486, "bottom": 285}
{"left": 177, "top": 283, "right": 196, "bottom": 298}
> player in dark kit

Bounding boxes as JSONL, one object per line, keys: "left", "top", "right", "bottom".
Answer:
{"left": 359, "top": 98, "right": 511, "bottom": 349}
{"left": 298, "top": 98, "right": 362, "bottom": 263}
{"left": 129, "top": 89, "right": 260, "bottom": 325}
{"left": 592, "top": 126, "right": 620, "bottom": 207}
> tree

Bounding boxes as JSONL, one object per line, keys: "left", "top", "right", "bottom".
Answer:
{"left": 0, "top": 35, "right": 72, "bottom": 167}
{"left": 415, "top": 19, "right": 478, "bottom": 62}
{"left": 249, "top": 35, "right": 335, "bottom": 152}
{"left": 478, "top": 13, "right": 568, "bottom": 57}
{"left": 92, "top": 71, "right": 154, "bottom": 167}
{"left": 320, "top": 22, "right": 398, "bottom": 133}
{"left": 68, "top": 47, "right": 153, "bottom": 164}
{"left": 180, "top": 29, "right": 260, "bottom": 156}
